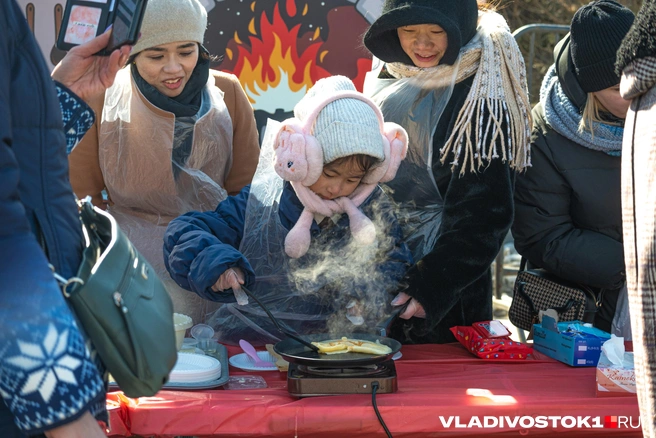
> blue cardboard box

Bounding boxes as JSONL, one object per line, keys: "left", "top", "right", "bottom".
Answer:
{"left": 532, "top": 316, "right": 611, "bottom": 366}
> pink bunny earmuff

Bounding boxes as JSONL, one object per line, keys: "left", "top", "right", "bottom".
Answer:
{"left": 273, "top": 90, "right": 409, "bottom": 258}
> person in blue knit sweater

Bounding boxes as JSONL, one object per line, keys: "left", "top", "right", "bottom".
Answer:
{"left": 1, "top": 1, "right": 130, "bottom": 436}
{"left": 164, "top": 76, "right": 413, "bottom": 346}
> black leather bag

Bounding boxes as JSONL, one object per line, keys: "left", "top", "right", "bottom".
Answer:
{"left": 508, "top": 259, "right": 598, "bottom": 332}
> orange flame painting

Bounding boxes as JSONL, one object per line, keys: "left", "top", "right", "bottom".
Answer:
{"left": 227, "top": 3, "right": 330, "bottom": 111}
{"left": 210, "top": 0, "right": 377, "bottom": 122}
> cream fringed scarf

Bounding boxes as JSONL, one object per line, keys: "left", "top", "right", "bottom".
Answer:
{"left": 386, "top": 11, "right": 532, "bottom": 175}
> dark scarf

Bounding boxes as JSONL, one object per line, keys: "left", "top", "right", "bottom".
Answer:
{"left": 131, "top": 46, "right": 211, "bottom": 177}
{"left": 131, "top": 46, "right": 211, "bottom": 117}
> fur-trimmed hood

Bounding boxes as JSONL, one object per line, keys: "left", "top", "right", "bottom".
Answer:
{"left": 616, "top": 0, "right": 656, "bottom": 74}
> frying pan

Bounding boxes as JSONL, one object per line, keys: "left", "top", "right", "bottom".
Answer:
{"left": 273, "top": 333, "right": 402, "bottom": 367}
{"left": 238, "top": 285, "right": 405, "bottom": 366}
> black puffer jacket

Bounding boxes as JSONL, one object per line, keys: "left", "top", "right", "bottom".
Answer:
{"left": 388, "top": 75, "right": 515, "bottom": 344}
{"left": 512, "top": 102, "right": 624, "bottom": 332}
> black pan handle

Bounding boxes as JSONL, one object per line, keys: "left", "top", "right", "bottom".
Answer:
{"left": 375, "top": 300, "right": 410, "bottom": 337}
{"left": 239, "top": 285, "right": 320, "bottom": 352}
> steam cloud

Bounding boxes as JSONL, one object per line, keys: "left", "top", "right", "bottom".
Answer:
{"left": 287, "top": 196, "right": 405, "bottom": 338}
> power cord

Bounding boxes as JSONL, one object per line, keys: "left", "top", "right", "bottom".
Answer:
{"left": 371, "top": 381, "right": 393, "bottom": 438}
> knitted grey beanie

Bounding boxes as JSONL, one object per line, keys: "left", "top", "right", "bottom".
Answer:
{"left": 132, "top": 0, "right": 207, "bottom": 55}
{"left": 294, "top": 76, "right": 385, "bottom": 164}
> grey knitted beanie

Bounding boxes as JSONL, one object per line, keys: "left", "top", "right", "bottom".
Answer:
{"left": 294, "top": 76, "right": 385, "bottom": 165}
{"left": 132, "top": 0, "right": 207, "bottom": 55}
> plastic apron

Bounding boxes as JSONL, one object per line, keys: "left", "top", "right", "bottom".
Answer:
{"left": 99, "top": 69, "right": 232, "bottom": 325}
{"left": 363, "top": 58, "right": 460, "bottom": 261}
{"left": 207, "top": 121, "right": 333, "bottom": 346}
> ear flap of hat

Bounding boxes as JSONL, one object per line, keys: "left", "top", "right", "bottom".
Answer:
{"left": 361, "top": 122, "right": 408, "bottom": 185}
{"left": 284, "top": 209, "right": 315, "bottom": 258}
{"left": 273, "top": 119, "right": 324, "bottom": 186}
{"left": 334, "top": 197, "right": 377, "bottom": 247}
{"left": 380, "top": 123, "right": 409, "bottom": 183}
{"left": 361, "top": 135, "right": 391, "bottom": 185}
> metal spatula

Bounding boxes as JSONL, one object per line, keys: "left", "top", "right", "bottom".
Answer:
{"left": 239, "top": 286, "right": 320, "bottom": 352}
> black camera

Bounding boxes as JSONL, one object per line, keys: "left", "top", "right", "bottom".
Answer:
{"left": 56, "top": 0, "right": 148, "bottom": 56}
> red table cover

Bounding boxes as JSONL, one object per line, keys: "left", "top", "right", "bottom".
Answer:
{"left": 106, "top": 343, "right": 642, "bottom": 437}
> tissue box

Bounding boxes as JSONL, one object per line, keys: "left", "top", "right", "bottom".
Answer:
{"left": 596, "top": 351, "right": 636, "bottom": 396}
{"left": 532, "top": 317, "right": 611, "bottom": 366}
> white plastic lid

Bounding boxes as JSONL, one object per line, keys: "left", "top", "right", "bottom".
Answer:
{"left": 190, "top": 323, "right": 215, "bottom": 340}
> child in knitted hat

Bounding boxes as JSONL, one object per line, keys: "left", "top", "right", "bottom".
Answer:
{"left": 164, "top": 76, "right": 413, "bottom": 345}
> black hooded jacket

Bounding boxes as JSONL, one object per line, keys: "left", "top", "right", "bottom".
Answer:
{"left": 387, "top": 74, "right": 515, "bottom": 344}
{"left": 512, "top": 102, "right": 624, "bottom": 332}
{"left": 366, "top": 0, "right": 515, "bottom": 344}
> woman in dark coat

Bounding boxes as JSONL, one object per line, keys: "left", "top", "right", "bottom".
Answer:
{"left": 512, "top": 0, "right": 635, "bottom": 335}
{"left": 363, "top": 0, "right": 532, "bottom": 343}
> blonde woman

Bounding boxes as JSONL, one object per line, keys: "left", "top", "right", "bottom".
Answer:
{"left": 512, "top": 0, "right": 635, "bottom": 334}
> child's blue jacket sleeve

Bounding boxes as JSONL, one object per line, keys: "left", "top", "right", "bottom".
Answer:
{"left": 164, "top": 185, "right": 255, "bottom": 303}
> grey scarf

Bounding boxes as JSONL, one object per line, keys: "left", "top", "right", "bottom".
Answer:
{"left": 541, "top": 65, "right": 624, "bottom": 156}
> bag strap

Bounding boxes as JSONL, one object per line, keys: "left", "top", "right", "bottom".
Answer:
{"left": 49, "top": 196, "right": 93, "bottom": 297}
{"left": 519, "top": 257, "right": 528, "bottom": 272}
{"left": 515, "top": 279, "right": 537, "bottom": 316}
{"left": 551, "top": 298, "right": 582, "bottom": 315}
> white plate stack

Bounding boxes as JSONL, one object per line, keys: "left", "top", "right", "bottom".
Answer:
{"left": 169, "top": 352, "right": 222, "bottom": 383}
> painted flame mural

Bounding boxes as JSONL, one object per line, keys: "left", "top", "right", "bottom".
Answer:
{"left": 226, "top": 3, "right": 330, "bottom": 110}
{"left": 204, "top": 0, "right": 382, "bottom": 136}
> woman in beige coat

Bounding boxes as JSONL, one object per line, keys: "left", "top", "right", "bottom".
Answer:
{"left": 69, "top": 0, "right": 260, "bottom": 324}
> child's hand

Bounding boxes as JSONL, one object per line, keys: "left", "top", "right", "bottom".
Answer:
{"left": 211, "top": 268, "right": 248, "bottom": 305}
{"left": 391, "top": 292, "right": 426, "bottom": 319}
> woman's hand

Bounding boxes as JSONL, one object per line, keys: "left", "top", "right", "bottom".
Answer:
{"left": 43, "top": 411, "right": 106, "bottom": 438}
{"left": 51, "top": 27, "right": 131, "bottom": 103}
{"left": 211, "top": 268, "right": 248, "bottom": 305}
{"left": 391, "top": 291, "right": 426, "bottom": 319}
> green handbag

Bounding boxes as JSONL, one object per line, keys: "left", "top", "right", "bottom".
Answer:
{"left": 52, "top": 198, "right": 177, "bottom": 398}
